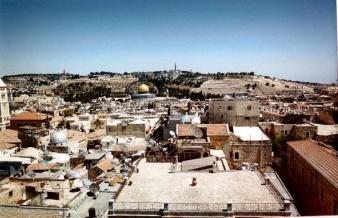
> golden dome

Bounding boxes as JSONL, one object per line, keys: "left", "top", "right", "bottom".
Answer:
{"left": 138, "top": 84, "right": 149, "bottom": 94}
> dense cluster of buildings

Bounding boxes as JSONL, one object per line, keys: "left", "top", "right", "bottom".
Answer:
{"left": 0, "top": 78, "right": 337, "bottom": 217}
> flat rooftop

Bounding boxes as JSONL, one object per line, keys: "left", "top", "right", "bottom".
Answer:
{"left": 117, "top": 159, "right": 279, "bottom": 204}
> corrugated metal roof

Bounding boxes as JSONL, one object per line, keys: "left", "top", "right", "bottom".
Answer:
{"left": 287, "top": 140, "right": 338, "bottom": 189}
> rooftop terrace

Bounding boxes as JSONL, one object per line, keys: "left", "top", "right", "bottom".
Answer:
{"left": 117, "top": 159, "right": 278, "bottom": 204}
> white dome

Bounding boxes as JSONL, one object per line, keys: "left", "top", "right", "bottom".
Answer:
{"left": 50, "top": 129, "right": 68, "bottom": 144}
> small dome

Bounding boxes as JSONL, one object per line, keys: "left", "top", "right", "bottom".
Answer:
{"left": 138, "top": 84, "right": 149, "bottom": 94}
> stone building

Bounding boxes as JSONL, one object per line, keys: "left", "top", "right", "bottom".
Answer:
{"left": 10, "top": 112, "right": 52, "bottom": 130}
{"left": 226, "top": 126, "right": 272, "bottom": 168}
{"left": 175, "top": 124, "right": 230, "bottom": 161}
{"left": 208, "top": 98, "right": 259, "bottom": 127}
{"left": 88, "top": 159, "right": 113, "bottom": 181}
{"left": 286, "top": 140, "right": 338, "bottom": 215}
{"left": 259, "top": 121, "right": 318, "bottom": 157}
{"left": 106, "top": 119, "right": 146, "bottom": 138}
{"left": 18, "top": 126, "right": 50, "bottom": 148}
{"left": 259, "top": 122, "right": 317, "bottom": 140}
{"left": 0, "top": 79, "right": 10, "bottom": 131}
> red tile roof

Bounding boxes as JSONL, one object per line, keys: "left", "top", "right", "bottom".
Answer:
{"left": 177, "top": 124, "right": 229, "bottom": 137}
{"left": 287, "top": 140, "right": 338, "bottom": 189}
{"left": 11, "top": 112, "right": 50, "bottom": 121}
{"left": 95, "top": 159, "right": 113, "bottom": 171}
{"left": 177, "top": 124, "right": 194, "bottom": 137}
{"left": 206, "top": 124, "right": 229, "bottom": 136}
{"left": 27, "top": 163, "right": 57, "bottom": 171}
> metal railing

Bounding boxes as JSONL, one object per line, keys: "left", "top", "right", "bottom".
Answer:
{"left": 232, "top": 203, "right": 282, "bottom": 212}
{"left": 168, "top": 203, "right": 226, "bottom": 212}
{"left": 113, "top": 202, "right": 163, "bottom": 211}
{"left": 97, "top": 203, "right": 109, "bottom": 218}
{"left": 71, "top": 193, "right": 88, "bottom": 210}
{"left": 111, "top": 202, "right": 283, "bottom": 212}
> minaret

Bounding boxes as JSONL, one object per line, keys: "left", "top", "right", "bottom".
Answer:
{"left": 0, "top": 79, "right": 10, "bottom": 131}
{"left": 174, "top": 63, "right": 177, "bottom": 73}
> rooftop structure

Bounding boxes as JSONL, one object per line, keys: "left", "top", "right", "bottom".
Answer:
{"left": 111, "top": 159, "right": 293, "bottom": 217}
{"left": 287, "top": 140, "right": 338, "bottom": 188}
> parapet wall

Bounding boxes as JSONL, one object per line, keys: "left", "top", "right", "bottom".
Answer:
{"left": 0, "top": 205, "right": 68, "bottom": 218}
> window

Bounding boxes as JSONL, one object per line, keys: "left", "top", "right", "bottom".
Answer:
{"left": 284, "top": 130, "right": 288, "bottom": 135}
{"left": 310, "top": 175, "right": 315, "bottom": 192}
{"left": 320, "top": 187, "right": 325, "bottom": 203}
{"left": 234, "top": 152, "right": 239, "bottom": 160}
{"left": 221, "top": 115, "right": 224, "bottom": 119}
{"left": 1, "top": 94, "right": 5, "bottom": 99}
{"left": 305, "top": 131, "right": 310, "bottom": 138}
{"left": 247, "top": 105, "right": 252, "bottom": 110}
{"left": 9, "top": 191, "right": 13, "bottom": 198}
{"left": 245, "top": 117, "right": 250, "bottom": 120}
{"left": 227, "top": 106, "right": 232, "bottom": 110}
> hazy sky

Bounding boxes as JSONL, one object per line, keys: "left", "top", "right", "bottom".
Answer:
{"left": 0, "top": 0, "right": 336, "bottom": 83}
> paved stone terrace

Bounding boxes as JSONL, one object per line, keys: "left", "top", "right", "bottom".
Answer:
{"left": 116, "top": 159, "right": 278, "bottom": 204}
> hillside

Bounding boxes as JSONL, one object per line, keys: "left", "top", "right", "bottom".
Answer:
{"left": 194, "top": 76, "right": 314, "bottom": 96}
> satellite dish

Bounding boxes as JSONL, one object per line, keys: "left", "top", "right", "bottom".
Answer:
{"left": 82, "top": 179, "right": 92, "bottom": 189}
{"left": 149, "top": 139, "right": 156, "bottom": 146}
{"left": 27, "top": 171, "right": 36, "bottom": 178}
{"left": 89, "top": 183, "right": 100, "bottom": 194}
{"left": 191, "top": 126, "right": 203, "bottom": 138}
{"left": 169, "top": 131, "right": 176, "bottom": 137}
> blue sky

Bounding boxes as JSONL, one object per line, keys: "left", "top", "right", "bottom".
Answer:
{"left": 0, "top": 0, "right": 336, "bottom": 83}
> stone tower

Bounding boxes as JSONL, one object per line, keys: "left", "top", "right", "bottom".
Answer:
{"left": 0, "top": 79, "right": 10, "bottom": 131}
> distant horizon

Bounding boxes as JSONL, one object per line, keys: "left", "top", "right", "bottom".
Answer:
{"left": 0, "top": 0, "right": 337, "bottom": 83}
{"left": 2, "top": 70, "right": 334, "bottom": 85}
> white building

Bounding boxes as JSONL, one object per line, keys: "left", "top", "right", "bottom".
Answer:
{"left": 0, "top": 80, "right": 10, "bottom": 131}
{"left": 70, "top": 120, "right": 91, "bottom": 133}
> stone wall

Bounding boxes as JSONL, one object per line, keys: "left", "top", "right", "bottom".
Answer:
{"left": 230, "top": 142, "right": 272, "bottom": 168}
{"left": 0, "top": 205, "right": 68, "bottom": 218}
{"left": 209, "top": 99, "right": 259, "bottom": 126}
{"left": 0, "top": 187, "right": 23, "bottom": 204}
{"left": 286, "top": 147, "right": 338, "bottom": 215}
{"left": 107, "top": 123, "right": 146, "bottom": 138}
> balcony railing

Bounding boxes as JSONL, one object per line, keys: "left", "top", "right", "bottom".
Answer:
{"left": 110, "top": 202, "right": 286, "bottom": 213}
{"left": 168, "top": 203, "right": 226, "bottom": 212}
{"left": 112, "top": 202, "right": 163, "bottom": 211}
{"left": 232, "top": 203, "right": 283, "bottom": 211}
